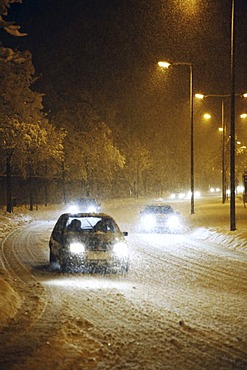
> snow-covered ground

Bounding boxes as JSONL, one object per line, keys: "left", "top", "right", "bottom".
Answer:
{"left": 0, "top": 196, "right": 246, "bottom": 369}
{"left": 0, "top": 196, "right": 246, "bottom": 326}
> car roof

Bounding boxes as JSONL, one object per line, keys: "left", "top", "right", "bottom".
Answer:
{"left": 78, "top": 198, "right": 99, "bottom": 202}
{"left": 60, "top": 212, "right": 113, "bottom": 218}
{"left": 144, "top": 204, "right": 174, "bottom": 211}
{"left": 145, "top": 204, "right": 172, "bottom": 208}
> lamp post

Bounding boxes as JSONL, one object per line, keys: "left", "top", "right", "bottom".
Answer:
{"left": 230, "top": 0, "right": 236, "bottom": 230}
{"left": 195, "top": 90, "right": 247, "bottom": 209}
{"left": 221, "top": 99, "right": 226, "bottom": 204}
{"left": 158, "top": 61, "right": 194, "bottom": 215}
{"left": 195, "top": 93, "right": 228, "bottom": 204}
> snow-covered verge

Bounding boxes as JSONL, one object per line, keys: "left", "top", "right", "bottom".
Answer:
{"left": 190, "top": 226, "right": 247, "bottom": 252}
{"left": 0, "top": 205, "right": 55, "bottom": 328}
{"left": 0, "top": 269, "right": 22, "bottom": 326}
{"left": 0, "top": 196, "right": 246, "bottom": 329}
{"left": 187, "top": 198, "right": 247, "bottom": 253}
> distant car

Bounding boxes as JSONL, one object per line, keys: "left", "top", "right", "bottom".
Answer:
{"left": 67, "top": 198, "right": 101, "bottom": 213}
{"left": 170, "top": 190, "right": 201, "bottom": 200}
{"left": 49, "top": 213, "right": 129, "bottom": 273}
{"left": 139, "top": 204, "right": 183, "bottom": 233}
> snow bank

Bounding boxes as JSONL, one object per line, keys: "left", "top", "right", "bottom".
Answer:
{"left": 190, "top": 226, "right": 247, "bottom": 252}
{"left": 0, "top": 269, "right": 22, "bottom": 327}
{"left": 0, "top": 211, "right": 32, "bottom": 239}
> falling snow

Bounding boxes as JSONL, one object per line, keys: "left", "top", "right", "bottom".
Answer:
{"left": 0, "top": 196, "right": 246, "bottom": 369}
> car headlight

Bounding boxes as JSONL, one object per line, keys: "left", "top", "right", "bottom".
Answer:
{"left": 69, "top": 242, "right": 85, "bottom": 254}
{"left": 166, "top": 215, "right": 181, "bottom": 230}
{"left": 87, "top": 206, "right": 97, "bottom": 213}
{"left": 141, "top": 214, "right": 156, "bottom": 229}
{"left": 67, "top": 205, "right": 80, "bottom": 213}
{"left": 113, "top": 242, "right": 128, "bottom": 258}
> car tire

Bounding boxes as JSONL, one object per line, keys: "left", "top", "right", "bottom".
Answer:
{"left": 49, "top": 249, "right": 57, "bottom": 263}
{"left": 61, "top": 263, "right": 70, "bottom": 273}
{"left": 120, "top": 262, "right": 129, "bottom": 273}
{"left": 60, "top": 257, "right": 74, "bottom": 273}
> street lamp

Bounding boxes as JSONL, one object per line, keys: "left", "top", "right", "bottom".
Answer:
{"left": 195, "top": 87, "right": 247, "bottom": 228}
{"left": 158, "top": 60, "right": 194, "bottom": 215}
{"left": 230, "top": 0, "right": 236, "bottom": 230}
{"left": 195, "top": 93, "right": 227, "bottom": 204}
{"left": 203, "top": 113, "right": 212, "bottom": 120}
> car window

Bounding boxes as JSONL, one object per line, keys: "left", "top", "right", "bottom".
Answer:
{"left": 66, "top": 217, "right": 101, "bottom": 231}
{"left": 145, "top": 206, "right": 173, "bottom": 214}
{"left": 52, "top": 215, "right": 68, "bottom": 242}
{"left": 65, "top": 216, "right": 118, "bottom": 233}
{"left": 160, "top": 206, "right": 173, "bottom": 213}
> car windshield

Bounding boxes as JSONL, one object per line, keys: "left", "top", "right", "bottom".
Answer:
{"left": 65, "top": 216, "right": 118, "bottom": 233}
{"left": 145, "top": 206, "right": 174, "bottom": 214}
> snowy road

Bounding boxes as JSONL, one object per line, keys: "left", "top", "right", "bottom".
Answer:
{"left": 0, "top": 202, "right": 247, "bottom": 370}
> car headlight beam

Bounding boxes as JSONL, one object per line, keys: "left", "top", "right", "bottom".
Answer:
{"left": 67, "top": 205, "right": 80, "bottom": 213}
{"left": 113, "top": 242, "right": 128, "bottom": 258}
{"left": 141, "top": 214, "right": 156, "bottom": 229}
{"left": 166, "top": 215, "right": 181, "bottom": 230}
{"left": 87, "top": 206, "right": 97, "bottom": 213}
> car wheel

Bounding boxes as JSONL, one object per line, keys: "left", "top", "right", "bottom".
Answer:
{"left": 61, "top": 263, "right": 70, "bottom": 273}
{"left": 120, "top": 262, "right": 129, "bottom": 274}
{"left": 49, "top": 249, "right": 57, "bottom": 263}
{"left": 60, "top": 257, "right": 75, "bottom": 273}
{"left": 60, "top": 258, "right": 71, "bottom": 272}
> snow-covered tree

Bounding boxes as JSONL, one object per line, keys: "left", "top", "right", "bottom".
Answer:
{"left": 52, "top": 91, "right": 125, "bottom": 197}
{"left": 0, "top": 0, "right": 66, "bottom": 211}
{"left": 0, "top": 0, "right": 27, "bottom": 37}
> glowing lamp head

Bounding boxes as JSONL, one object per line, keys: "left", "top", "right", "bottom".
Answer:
{"left": 195, "top": 93, "right": 205, "bottom": 100}
{"left": 158, "top": 61, "right": 170, "bottom": 69}
{"left": 203, "top": 113, "right": 211, "bottom": 120}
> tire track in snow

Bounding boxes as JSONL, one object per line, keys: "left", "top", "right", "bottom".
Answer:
{"left": 0, "top": 226, "right": 64, "bottom": 369}
{"left": 0, "top": 223, "right": 120, "bottom": 369}
{"left": 129, "top": 233, "right": 247, "bottom": 292}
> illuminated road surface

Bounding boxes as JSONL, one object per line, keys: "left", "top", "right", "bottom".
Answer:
{"left": 0, "top": 203, "right": 246, "bottom": 370}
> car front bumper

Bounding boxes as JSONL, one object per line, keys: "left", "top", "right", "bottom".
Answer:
{"left": 60, "top": 250, "right": 129, "bottom": 272}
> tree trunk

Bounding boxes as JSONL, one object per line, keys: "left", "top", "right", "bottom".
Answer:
{"left": 29, "top": 163, "right": 33, "bottom": 211}
{"left": 6, "top": 154, "right": 12, "bottom": 213}
{"left": 62, "top": 161, "right": 66, "bottom": 204}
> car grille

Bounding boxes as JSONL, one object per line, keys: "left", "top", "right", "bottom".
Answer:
{"left": 87, "top": 239, "right": 108, "bottom": 251}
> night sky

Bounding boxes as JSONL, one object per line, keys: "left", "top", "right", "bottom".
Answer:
{"left": 2, "top": 0, "right": 247, "bottom": 162}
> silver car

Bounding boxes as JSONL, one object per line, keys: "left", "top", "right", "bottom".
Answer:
{"left": 139, "top": 204, "right": 182, "bottom": 233}
{"left": 67, "top": 198, "right": 101, "bottom": 213}
{"left": 49, "top": 213, "right": 129, "bottom": 273}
